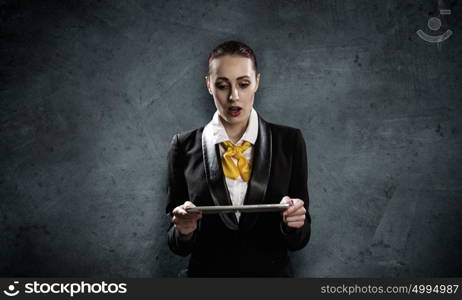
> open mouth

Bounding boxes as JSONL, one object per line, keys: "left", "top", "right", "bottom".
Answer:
{"left": 227, "top": 106, "right": 242, "bottom": 117}
{"left": 228, "top": 106, "right": 242, "bottom": 112}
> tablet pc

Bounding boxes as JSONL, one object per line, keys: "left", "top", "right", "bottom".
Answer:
{"left": 185, "top": 203, "right": 290, "bottom": 214}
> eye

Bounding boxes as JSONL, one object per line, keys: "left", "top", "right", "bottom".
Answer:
{"left": 215, "top": 83, "right": 228, "bottom": 90}
{"left": 240, "top": 82, "right": 250, "bottom": 88}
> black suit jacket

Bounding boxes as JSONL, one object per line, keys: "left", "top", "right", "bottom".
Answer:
{"left": 165, "top": 114, "right": 311, "bottom": 277}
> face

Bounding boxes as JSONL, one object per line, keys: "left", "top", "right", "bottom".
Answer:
{"left": 205, "top": 55, "right": 260, "bottom": 126}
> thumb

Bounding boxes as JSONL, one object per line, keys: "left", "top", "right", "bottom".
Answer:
{"left": 281, "top": 196, "right": 294, "bottom": 217}
{"left": 281, "top": 196, "right": 293, "bottom": 204}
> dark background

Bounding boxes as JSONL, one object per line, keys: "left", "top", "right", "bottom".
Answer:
{"left": 1, "top": 0, "right": 461, "bottom": 277}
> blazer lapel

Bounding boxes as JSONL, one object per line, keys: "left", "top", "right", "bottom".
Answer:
{"left": 202, "top": 124, "right": 239, "bottom": 230}
{"left": 239, "top": 115, "right": 272, "bottom": 232}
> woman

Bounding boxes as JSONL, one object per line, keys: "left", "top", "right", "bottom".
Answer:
{"left": 166, "top": 40, "right": 311, "bottom": 277}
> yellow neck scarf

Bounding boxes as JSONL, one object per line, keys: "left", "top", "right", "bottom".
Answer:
{"left": 221, "top": 141, "right": 252, "bottom": 181}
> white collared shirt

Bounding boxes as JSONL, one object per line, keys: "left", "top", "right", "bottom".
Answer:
{"left": 203, "top": 107, "right": 259, "bottom": 222}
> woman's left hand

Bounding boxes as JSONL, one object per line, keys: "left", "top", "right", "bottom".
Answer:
{"left": 280, "top": 196, "right": 306, "bottom": 229}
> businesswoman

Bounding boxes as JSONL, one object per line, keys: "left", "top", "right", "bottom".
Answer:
{"left": 166, "top": 40, "right": 311, "bottom": 277}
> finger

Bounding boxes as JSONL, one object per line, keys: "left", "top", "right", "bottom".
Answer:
{"left": 285, "top": 215, "right": 305, "bottom": 222}
{"left": 172, "top": 216, "right": 189, "bottom": 225}
{"left": 174, "top": 223, "right": 196, "bottom": 231}
{"left": 284, "top": 199, "right": 304, "bottom": 216}
{"left": 182, "top": 202, "right": 203, "bottom": 217}
{"left": 291, "top": 199, "right": 304, "bottom": 210}
{"left": 174, "top": 205, "right": 202, "bottom": 218}
{"left": 183, "top": 209, "right": 202, "bottom": 217}
{"left": 173, "top": 206, "right": 188, "bottom": 216}
{"left": 280, "top": 196, "right": 294, "bottom": 216}
{"left": 182, "top": 201, "right": 197, "bottom": 209}
{"left": 172, "top": 215, "right": 183, "bottom": 224}
{"left": 180, "top": 213, "right": 201, "bottom": 219}
{"left": 280, "top": 196, "right": 292, "bottom": 204}
{"left": 286, "top": 207, "right": 306, "bottom": 217}
{"left": 174, "top": 217, "right": 197, "bottom": 226}
{"left": 180, "top": 220, "right": 195, "bottom": 227}
{"left": 174, "top": 226, "right": 195, "bottom": 235}
{"left": 287, "top": 221, "right": 304, "bottom": 229}
{"left": 173, "top": 214, "right": 196, "bottom": 221}
{"left": 282, "top": 212, "right": 303, "bottom": 223}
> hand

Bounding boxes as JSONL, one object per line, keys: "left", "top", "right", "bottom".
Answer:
{"left": 171, "top": 201, "right": 202, "bottom": 240}
{"left": 280, "top": 196, "right": 306, "bottom": 229}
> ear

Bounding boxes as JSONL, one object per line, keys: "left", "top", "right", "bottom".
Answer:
{"left": 205, "top": 75, "right": 212, "bottom": 95}
{"left": 255, "top": 73, "right": 261, "bottom": 92}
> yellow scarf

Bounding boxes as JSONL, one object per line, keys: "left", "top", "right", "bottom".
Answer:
{"left": 221, "top": 141, "right": 252, "bottom": 181}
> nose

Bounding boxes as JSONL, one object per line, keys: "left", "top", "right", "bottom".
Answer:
{"left": 228, "top": 84, "right": 239, "bottom": 102}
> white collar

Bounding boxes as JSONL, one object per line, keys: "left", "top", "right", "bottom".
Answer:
{"left": 204, "top": 107, "right": 259, "bottom": 145}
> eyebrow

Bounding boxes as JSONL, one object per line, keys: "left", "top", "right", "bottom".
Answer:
{"left": 216, "top": 76, "right": 250, "bottom": 81}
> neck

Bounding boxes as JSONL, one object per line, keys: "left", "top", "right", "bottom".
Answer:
{"left": 221, "top": 116, "right": 250, "bottom": 144}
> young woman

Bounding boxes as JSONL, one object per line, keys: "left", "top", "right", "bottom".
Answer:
{"left": 166, "top": 41, "right": 311, "bottom": 277}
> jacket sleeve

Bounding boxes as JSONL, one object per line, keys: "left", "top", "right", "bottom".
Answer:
{"left": 166, "top": 133, "right": 197, "bottom": 256}
{"left": 279, "top": 128, "right": 312, "bottom": 251}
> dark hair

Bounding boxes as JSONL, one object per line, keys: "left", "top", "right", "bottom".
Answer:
{"left": 207, "top": 40, "right": 258, "bottom": 75}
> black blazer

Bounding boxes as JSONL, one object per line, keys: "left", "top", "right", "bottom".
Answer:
{"left": 165, "top": 114, "right": 311, "bottom": 277}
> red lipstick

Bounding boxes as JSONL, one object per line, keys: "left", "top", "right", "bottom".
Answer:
{"left": 227, "top": 106, "right": 242, "bottom": 117}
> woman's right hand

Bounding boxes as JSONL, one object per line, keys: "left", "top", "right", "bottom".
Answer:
{"left": 171, "top": 201, "right": 202, "bottom": 240}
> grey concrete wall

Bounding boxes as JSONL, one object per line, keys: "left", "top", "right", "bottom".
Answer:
{"left": 1, "top": 0, "right": 461, "bottom": 277}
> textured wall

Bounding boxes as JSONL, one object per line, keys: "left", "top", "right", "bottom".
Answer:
{"left": 1, "top": 0, "right": 461, "bottom": 277}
